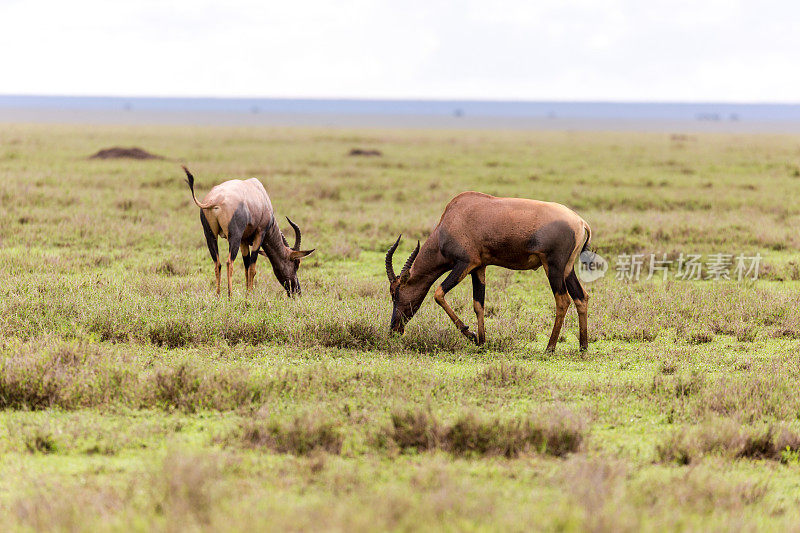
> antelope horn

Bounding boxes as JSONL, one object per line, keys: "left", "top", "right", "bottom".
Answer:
{"left": 286, "top": 217, "right": 301, "bottom": 250}
{"left": 385, "top": 235, "right": 401, "bottom": 281}
{"left": 400, "top": 241, "right": 420, "bottom": 280}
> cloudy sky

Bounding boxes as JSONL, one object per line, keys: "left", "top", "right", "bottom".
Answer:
{"left": 2, "top": 0, "right": 798, "bottom": 102}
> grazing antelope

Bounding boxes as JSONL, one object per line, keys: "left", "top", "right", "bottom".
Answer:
{"left": 385, "top": 192, "right": 592, "bottom": 351}
{"left": 183, "top": 166, "right": 314, "bottom": 297}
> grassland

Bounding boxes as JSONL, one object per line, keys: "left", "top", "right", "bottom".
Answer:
{"left": 1, "top": 123, "right": 800, "bottom": 531}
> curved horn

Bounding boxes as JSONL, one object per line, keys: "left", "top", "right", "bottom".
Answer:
{"left": 400, "top": 241, "right": 420, "bottom": 280}
{"left": 385, "top": 235, "right": 401, "bottom": 281}
{"left": 286, "top": 217, "right": 301, "bottom": 250}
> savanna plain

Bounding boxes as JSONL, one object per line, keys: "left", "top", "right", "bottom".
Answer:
{"left": 2, "top": 123, "right": 800, "bottom": 531}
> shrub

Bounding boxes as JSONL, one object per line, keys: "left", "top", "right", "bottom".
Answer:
{"left": 148, "top": 320, "right": 194, "bottom": 348}
{"left": 149, "top": 363, "right": 257, "bottom": 413}
{"left": 309, "top": 318, "right": 385, "bottom": 350}
{"left": 385, "top": 408, "right": 444, "bottom": 452}
{"left": 651, "top": 371, "right": 705, "bottom": 400}
{"left": 477, "top": 362, "right": 539, "bottom": 387}
{"left": 383, "top": 406, "right": 586, "bottom": 457}
{"left": 656, "top": 419, "right": 800, "bottom": 464}
{"left": 236, "top": 413, "right": 344, "bottom": 455}
{"left": 23, "top": 427, "right": 59, "bottom": 454}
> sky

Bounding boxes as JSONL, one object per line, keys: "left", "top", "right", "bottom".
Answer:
{"left": 1, "top": 0, "right": 799, "bottom": 102}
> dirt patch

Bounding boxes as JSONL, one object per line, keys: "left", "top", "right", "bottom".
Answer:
{"left": 89, "top": 147, "right": 164, "bottom": 160}
{"left": 348, "top": 148, "right": 382, "bottom": 157}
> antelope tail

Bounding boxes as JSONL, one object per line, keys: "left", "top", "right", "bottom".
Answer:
{"left": 581, "top": 224, "right": 592, "bottom": 254}
{"left": 183, "top": 166, "right": 214, "bottom": 209}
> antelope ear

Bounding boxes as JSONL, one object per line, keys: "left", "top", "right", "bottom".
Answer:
{"left": 289, "top": 249, "right": 315, "bottom": 261}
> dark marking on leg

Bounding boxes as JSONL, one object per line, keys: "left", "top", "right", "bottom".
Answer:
{"left": 200, "top": 211, "right": 218, "bottom": 263}
{"left": 223, "top": 204, "right": 249, "bottom": 298}
{"left": 545, "top": 256, "right": 570, "bottom": 351}
{"left": 200, "top": 211, "right": 221, "bottom": 295}
{"left": 471, "top": 270, "right": 485, "bottom": 307}
{"left": 214, "top": 261, "right": 222, "bottom": 296}
{"left": 565, "top": 269, "right": 585, "bottom": 301}
{"left": 228, "top": 235, "right": 242, "bottom": 262}
{"left": 546, "top": 259, "right": 568, "bottom": 295}
{"left": 241, "top": 243, "right": 252, "bottom": 291}
{"left": 226, "top": 203, "right": 249, "bottom": 264}
{"left": 248, "top": 249, "right": 260, "bottom": 291}
{"left": 471, "top": 267, "right": 486, "bottom": 345}
{"left": 440, "top": 261, "right": 469, "bottom": 294}
{"left": 566, "top": 269, "right": 589, "bottom": 351}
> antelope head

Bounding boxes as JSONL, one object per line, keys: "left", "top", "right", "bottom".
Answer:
{"left": 271, "top": 217, "right": 315, "bottom": 296}
{"left": 385, "top": 235, "right": 420, "bottom": 334}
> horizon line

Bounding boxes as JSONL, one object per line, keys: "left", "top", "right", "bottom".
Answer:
{"left": 2, "top": 93, "right": 800, "bottom": 106}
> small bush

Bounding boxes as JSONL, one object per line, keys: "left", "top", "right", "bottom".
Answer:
{"left": 658, "top": 360, "right": 678, "bottom": 375}
{"left": 236, "top": 413, "right": 344, "bottom": 455}
{"left": 150, "top": 364, "right": 257, "bottom": 413}
{"left": 309, "top": 318, "right": 385, "bottom": 350}
{"left": 651, "top": 371, "right": 705, "bottom": 400}
{"left": 148, "top": 451, "right": 223, "bottom": 528}
{"left": 0, "top": 369, "right": 62, "bottom": 410}
{"left": 88, "top": 312, "right": 130, "bottom": 343}
{"left": 655, "top": 431, "right": 693, "bottom": 465}
{"left": 0, "top": 345, "right": 78, "bottom": 410}
{"left": 385, "top": 408, "right": 444, "bottom": 452}
{"left": 152, "top": 364, "right": 203, "bottom": 412}
{"left": 221, "top": 318, "right": 289, "bottom": 345}
{"left": 383, "top": 406, "right": 586, "bottom": 457}
{"left": 477, "top": 362, "right": 539, "bottom": 387}
{"left": 687, "top": 329, "right": 714, "bottom": 345}
{"left": 401, "top": 327, "right": 466, "bottom": 353}
{"left": 702, "top": 372, "right": 799, "bottom": 420}
{"left": 23, "top": 427, "right": 59, "bottom": 454}
{"left": 154, "top": 259, "right": 188, "bottom": 277}
{"left": 656, "top": 419, "right": 800, "bottom": 464}
{"left": 149, "top": 320, "right": 194, "bottom": 348}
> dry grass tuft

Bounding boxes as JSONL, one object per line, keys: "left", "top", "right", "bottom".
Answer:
{"left": 148, "top": 319, "right": 194, "bottom": 348}
{"left": 561, "top": 456, "right": 632, "bottom": 531}
{"left": 148, "top": 451, "right": 224, "bottom": 528}
{"left": 309, "top": 317, "right": 385, "bottom": 350}
{"left": 656, "top": 418, "right": 800, "bottom": 464}
{"left": 0, "top": 341, "right": 130, "bottom": 410}
{"left": 235, "top": 413, "right": 344, "bottom": 455}
{"left": 150, "top": 363, "right": 259, "bottom": 413}
{"left": 477, "top": 361, "right": 539, "bottom": 387}
{"left": 383, "top": 406, "right": 586, "bottom": 457}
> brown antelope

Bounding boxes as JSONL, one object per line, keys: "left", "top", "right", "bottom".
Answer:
{"left": 183, "top": 166, "right": 314, "bottom": 297}
{"left": 385, "top": 191, "right": 592, "bottom": 351}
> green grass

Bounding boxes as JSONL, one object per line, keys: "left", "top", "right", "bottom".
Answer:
{"left": 2, "top": 123, "right": 800, "bottom": 530}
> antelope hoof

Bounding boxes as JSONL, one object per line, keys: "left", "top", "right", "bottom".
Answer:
{"left": 462, "top": 329, "right": 479, "bottom": 345}
{"left": 545, "top": 345, "right": 556, "bottom": 354}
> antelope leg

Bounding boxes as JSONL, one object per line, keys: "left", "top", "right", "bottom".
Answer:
{"left": 544, "top": 260, "right": 571, "bottom": 352}
{"left": 471, "top": 267, "right": 486, "bottom": 345}
{"left": 434, "top": 261, "right": 479, "bottom": 344}
{"left": 565, "top": 269, "right": 590, "bottom": 351}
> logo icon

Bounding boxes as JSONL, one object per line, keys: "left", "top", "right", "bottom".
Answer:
{"left": 578, "top": 250, "right": 607, "bottom": 283}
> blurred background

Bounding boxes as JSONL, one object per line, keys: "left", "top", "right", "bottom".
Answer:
{"left": 2, "top": 0, "right": 800, "bottom": 131}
